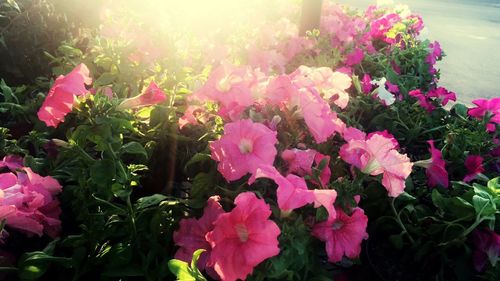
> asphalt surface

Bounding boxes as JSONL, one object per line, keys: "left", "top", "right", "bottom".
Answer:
{"left": 336, "top": 0, "right": 500, "bottom": 103}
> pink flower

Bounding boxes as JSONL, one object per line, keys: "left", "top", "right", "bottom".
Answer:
{"left": 468, "top": 98, "right": 500, "bottom": 132}
{"left": 472, "top": 229, "right": 500, "bottom": 272}
{"left": 427, "top": 87, "right": 456, "bottom": 106}
{"left": 299, "top": 88, "right": 345, "bottom": 144}
{"left": 264, "top": 75, "right": 298, "bottom": 107}
{"left": 37, "top": 63, "right": 92, "bottom": 127}
{"left": 281, "top": 148, "right": 331, "bottom": 186}
{"left": 206, "top": 192, "right": 280, "bottom": 281}
{"left": 250, "top": 166, "right": 315, "bottom": 213}
{"left": 340, "top": 133, "right": 413, "bottom": 197}
{"left": 249, "top": 166, "right": 337, "bottom": 221}
{"left": 361, "top": 74, "right": 373, "bottom": 94}
{"left": 464, "top": 155, "right": 485, "bottom": 182}
{"left": 0, "top": 163, "right": 62, "bottom": 238}
{"left": 117, "top": 81, "right": 166, "bottom": 110}
{"left": 173, "top": 196, "right": 225, "bottom": 272}
{"left": 345, "top": 47, "right": 364, "bottom": 66}
{"left": 291, "top": 66, "right": 351, "bottom": 109}
{"left": 312, "top": 207, "right": 368, "bottom": 263}
{"left": 0, "top": 155, "right": 23, "bottom": 170}
{"left": 409, "top": 89, "right": 435, "bottom": 112}
{"left": 210, "top": 120, "right": 278, "bottom": 182}
{"left": 191, "top": 64, "right": 255, "bottom": 121}
{"left": 426, "top": 140, "right": 449, "bottom": 188}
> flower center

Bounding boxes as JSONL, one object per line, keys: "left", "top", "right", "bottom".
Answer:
{"left": 238, "top": 139, "right": 253, "bottom": 154}
{"left": 362, "top": 159, "right": 381, "bottom": 175}
{"left": 235, "top": 223, "right": 249, "bottom": 242}
{"left": 332, "top": 220, "right": 344, "bottom": 230}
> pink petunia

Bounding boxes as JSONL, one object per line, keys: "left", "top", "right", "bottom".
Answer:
{"left": 37, "top": 63, "right": 92, "bottom": 127}
{"left": 409, "top": 89, "right": 435, "bottom": 112}
{"left": 340, "top": 133, "right": 413, "bottom": 197}
{"left": 290, "top": 66, "right": 351, "bottom": 109}
{"left": 426, "top": 140, "right": 449, "bottom": 188}
{"left": 249, "top": 165, "right": 337, "bottom": 221}
{"left": 0, "top": 155, "right": 23, "bottom": 171}
{"left": 472, "top": 229, "right": 500, "bottom": 272}
{"left": 0, "top": 162, "right": 62, "bottom": 238}
{"left": 312, "top": 207, "right": 368, "bottom": 263}
{"left": 117, "top": 81, "right": 167, "bottom": 110}
{"left": 190, "top": 64, "right": 256, "bottom": 121}
{"left": 463, "top": 155, "right": 485, "bottom": 183}
{"left": 210, "top": 120, "right": 278, "bottom": 182}
{"left": 427, "top": 87, "right": 456, "bottom": 106}
{"left": 361, "top": 74, "right": 373, "bottom": 94}
{"left": 298, "top": 88, "right": 345, "bottom": 144}
{"left": 206, "top": 192, "right": 280, "bottom": 281}
{"left": 345, "top": 47, "right": 364, "bottom": 66}
{"left": 468, "top": 98, "right": 500, "bottom": 132}
{"left": 173, "top": 196, "right": 225, "bottom": 272}
{"left": 281, "top": 148, "right": 331, "bottom": 186}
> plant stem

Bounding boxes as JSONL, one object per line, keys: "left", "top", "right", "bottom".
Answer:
{"left": 391, "top": 197, "right": 415, "bottom": 243}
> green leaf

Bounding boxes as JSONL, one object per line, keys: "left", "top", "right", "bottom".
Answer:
{"left": 135, "top": 194, "right": 168, "bottom": 210}
{"left": 120, "top": 141, "right": 148, "bottom": 159}
{"left": 184, "top": 153, "right": 211, "bottom": 173}
{"left": 94, "top": 72, "right": 117, "bottom": 86}
{"left": 90, "top": 159, "right": 116, "bottom": 185}
{"left": 451, "top": 103, "right": 469, "bottom": 119}
{"left": 190, "top": 249, "right": 206, "bottom": 271}
{"left": 111, "top": 183, "right": 132, "bottom": 199}
{"left": 168, "top": 259, "right": 195, "bottom": 281}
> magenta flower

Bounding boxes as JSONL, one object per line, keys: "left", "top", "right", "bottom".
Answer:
{"left": 37, "top": 63, "right": 92, "bottom": 127}
{"left": 173, "top": 196, "right": 225, "bottom": 272}
{"left": 210, "top": 120, "right": 277, "bottom": 182}
{"left": 472, "top": 229, "right": 500, "bottom": 272}
{"left": 0, "top": 155, "right": 23, "bottom": 170}
{"left": 0, "top": 163, "right": 62, "bottom": 238}
{"left": 312, "top": 207, "right": 368, "bottom": 263}
{"left": 340, "top": 132, "right": 413, "bottom": 197}
{"left": 345, "top": 47, "right": 364, "bottom": 66}
{"left": 409, "top": 89, "right": 435, "bottom": 112}
{"left": 426, "top": 140, "right": 449, "bottom": 188}
{"left": 361, "top": 74, "right": 373, "bottom": 94}
{"left": 427, "top": 87, "right": 456, "bottom": 106}
{"left": 117, "top": 81, "right": 167, "bottom": 110}
{"left": 206, "top": 192, "right": 280, "bottom": 281}
{"left": 463, "top": 155, "right": 485, "bottom": 182}
{"left": 468, "top": 98, "right": 500, "bottom": 132}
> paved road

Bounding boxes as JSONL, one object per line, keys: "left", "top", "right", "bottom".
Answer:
{"left": 336, "top": 0, "right": 500, "bottom": 103}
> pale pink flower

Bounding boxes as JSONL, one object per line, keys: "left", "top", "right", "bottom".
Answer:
{"left": 340, "top": 133, "right": 413, "bottom": 197}
{"left": 206, "top": 192, "right": 280, "bottom": 281}
{"left": 468, "top": 98, "right": 500, "bottom": 132}
{"left": 264, "top": 75, "right": 298, "bottom": 107}
{"left": 210, "top": 120, "right": 277, "bottom": 182}
{"left": 312, "top": 207, "right": 368, "bottom": 263}
{"left": 117, "top": 81, "right": 167, "bottom": 110}
{"left": 291, "top": 66, "right": 351, "bottom": 109}
{"left": 37, "top": 63, "right": 92, "bottom": 127}
{"left": 426, "top": 140, "right": 449, "bottom": 188}
{"left": 173, "top": 196, "right": 225, "bottom": 272}
{"left": 464, "top": 155, "right": 485, "bottom": 183}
